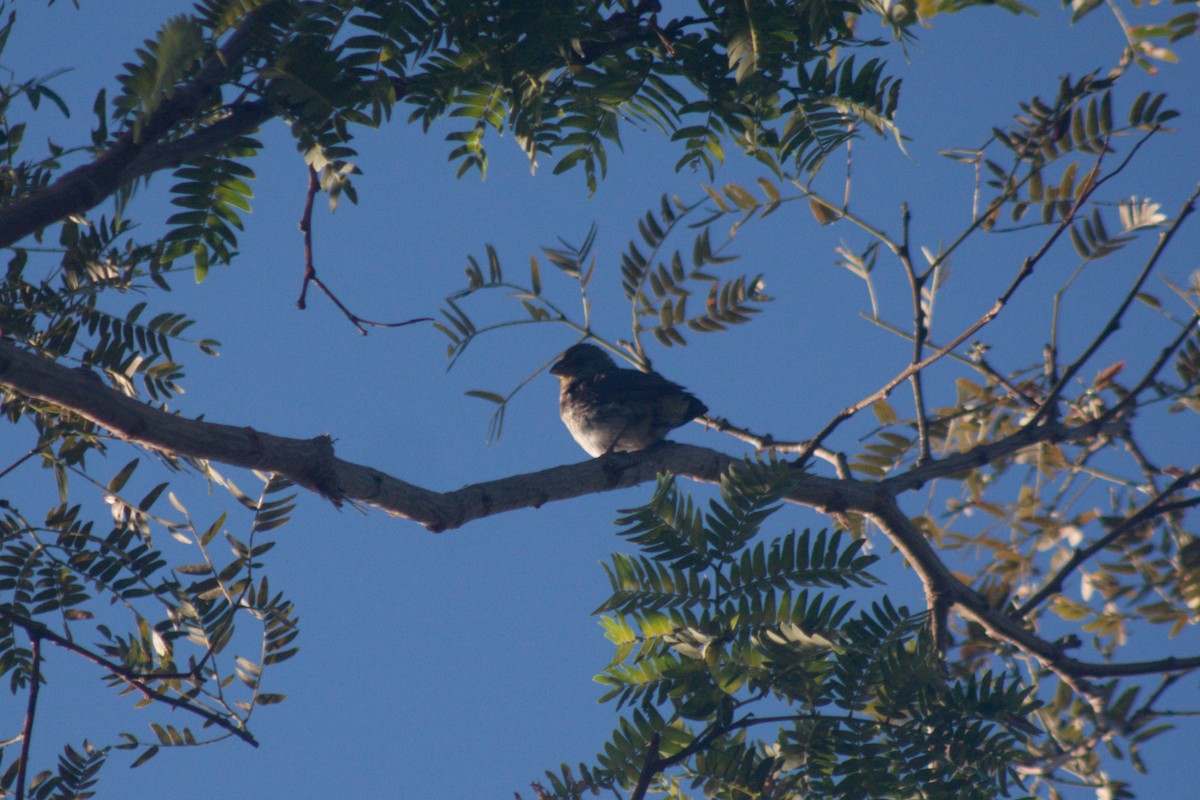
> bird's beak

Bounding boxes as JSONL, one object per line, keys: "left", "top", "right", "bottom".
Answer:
{"left": 550, "top": 350, "right": 575, "bottom": 376}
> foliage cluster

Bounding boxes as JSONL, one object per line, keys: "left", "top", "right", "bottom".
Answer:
{"left": 529, "top": 467, "right": 1039, "bottom": 800}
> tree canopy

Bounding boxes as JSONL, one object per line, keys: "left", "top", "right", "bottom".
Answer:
{"left": 0, "top": 1, "right": 1198, "bottom": 798}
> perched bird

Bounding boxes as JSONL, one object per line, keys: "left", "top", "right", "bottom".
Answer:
{"left": 549, "top": 343, "right": 708, "bottom": 457}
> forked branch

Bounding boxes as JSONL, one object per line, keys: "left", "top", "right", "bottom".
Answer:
{"left": 296, "top": 166, "right": 431, "bottom": 334}
{"left": 0, "top": 607, "right": 258, "bottom": 747}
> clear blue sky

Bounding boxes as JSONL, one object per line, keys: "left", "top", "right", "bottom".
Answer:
{"left": 3, "top": 2, "right": 1198, "bottom": 798}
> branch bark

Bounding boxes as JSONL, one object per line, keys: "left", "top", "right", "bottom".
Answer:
{"left": 0, "top": 339, "right": 879, "bottom": 531}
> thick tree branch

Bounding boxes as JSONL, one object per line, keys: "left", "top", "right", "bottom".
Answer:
{"left": 3, "top": 340, "right": 1194, "bottom": 696}
{"left": 0, "top": 336, "right": 1137, "bottom": 542}
{"left": 0, "top": 339, "right": 346, "bottom": 501}
{"left": 863, "top": 492, "right": 1200, "bottom": 706}
{"left": 0, "top": 339, "right": 875, "bottom": 531}
{"left": 0, "top": 11, "right": 275, "bottom": 249}
{"left": 122, "top": 100, "right": 275, "bottom": 178}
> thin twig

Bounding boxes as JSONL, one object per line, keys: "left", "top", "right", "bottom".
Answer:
{"left": 0, "top": 448, "right": 40, "bottom": 482}
{"left": 701, "top": 414, "right": 848, "bottom": 475}
{"left": 897, "top": 203, "right": 933, "bottom": 464}
{"left": 1101, "top": 312, "right": 1200, "bottom": 423}
{"left": 1014, "top": 467, "right": 1200, "bottom": 619}
{"left": 862, "top": 314, "right": 1040, "bottom": 407}
{"left": 1122, "top": 432, "right": 1163, "bottom": 491}
{"left": 795, "top": 175, "right": 1093, "bottom": 468}
{"left": 0, "top": 607, "right": 258, "bottom": 746}
{"left": 297, "top": 166, "right": 432, "bottom": 334}
{"left": 16, "top": 632, "right": 42, "bottom": 800}
{"left": 1028, "top": 182, "right": 1200, "bottom": 426}
{"left": 1127, "top": 672, "right": 1182, "bottom": 730}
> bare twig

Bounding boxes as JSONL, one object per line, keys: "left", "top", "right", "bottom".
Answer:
{"left": 863, "top": 314, "right": 1040, "bottom": 407}
{"left": 896, "top": 203, "right": 934, "bottom": 464}
{"left": 795, "top": 177, "right": 1097, "bottom": 468}
{"left": 0, "top": 448, "right": 40, "bottom": 482}
{"left": 1122, "top": 432, "right": 1164, "bottom": 490}
{"left": 1028, "top": 182, "right": 1200, "bottom": 426}
{"left": 1128, "top": 673, "right": 1183, "bottom": 730}
{"left": 700, "top": 414, "right": 849, "bottom": 476}
{"left": 1102, "top": 312, "right": 1200, "bottom": 422}
{"left": 16, "top": 631, "right": 42, "bottom": 800}
{"left": 297, "top": 166, "right": 432, "bottom": 334}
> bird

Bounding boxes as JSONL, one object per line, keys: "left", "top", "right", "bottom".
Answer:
{"left": 549, "top": 343, "right": 708, "bottom": 457}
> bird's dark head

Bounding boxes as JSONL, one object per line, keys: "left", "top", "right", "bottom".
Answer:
{"left": 550, "top": 343, "right": 617, "bottom": 379}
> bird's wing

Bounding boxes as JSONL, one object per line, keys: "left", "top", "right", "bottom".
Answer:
{"left": 593, "top": 370, "right": 706, "bottom": 421}
{"left": 593, "top": 369, "right": 685, "bottom": 400}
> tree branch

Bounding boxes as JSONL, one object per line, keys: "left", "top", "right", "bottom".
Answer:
{"left": 880, "top": 413, "right": 1126, "bottom": 495}
{"left": 629, "top": 732, "right": 660, "bottom": 800}
{"left": 0, "top": 338, "right": 874, "bottom": 531}
{"left": 863, "top": 491, "right": 1200, "bottom": 706}
{"left": 295, "top": 166, "right": 432, "bottom": 333}
{"left": 0, "top": 336, "right": 1131, "bottom": 537}
{"left": 0, "top": 607, "right": 258, "bottom": 747}
{"left": 0, "top": 11, "right": 275, "bottom": 248}
{"left": 700, "top": 414, "right": 849, "bottom": 476}
{"left": 1014, "top": 466, "right": 1200, "bottom": 619}
{"left": 895, "top": 203, "right": 935, "bottom": 465}
{"left": 795, "top": 176, "right": 1096, "bottom": 468}
{"left": 0, "top": 339, "right": 346, "bottom": 501}
{"left": 121, "top": 100, "right": 275, "bottom": 179}
{"left": 15, "top": 631, "right": 41, "bottom": 800}
{"left": 1101, "top": 311, "right": 1200, "bottom": 423}
{"left": 862, "top": 313, "right": 1041, "bottom": 407}
{"left": 1028, "top": 181, "right": 1200, "bottom": 427}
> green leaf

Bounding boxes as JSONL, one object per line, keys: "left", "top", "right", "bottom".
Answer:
{"left": 107, "top": 459, "right": 140, "bottom": 493}
{"left": 129, "top": 746, "right": 159, "bottom": 769}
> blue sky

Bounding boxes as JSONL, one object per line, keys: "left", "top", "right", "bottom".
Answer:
{"left": 2, "top": 2, "right": 1199, "bottom": 798}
